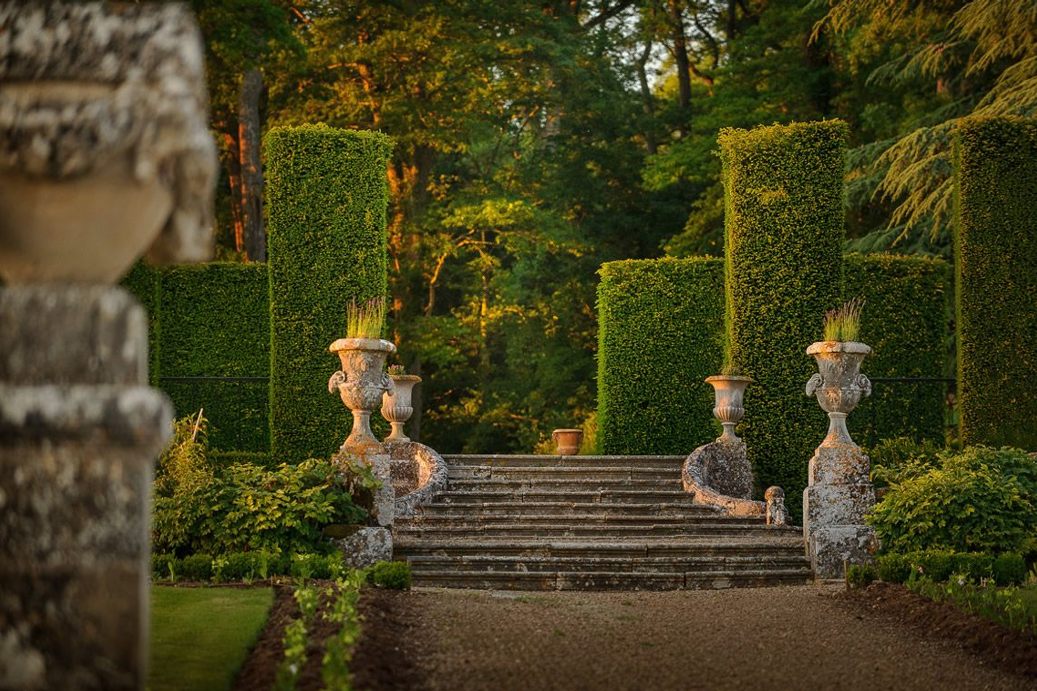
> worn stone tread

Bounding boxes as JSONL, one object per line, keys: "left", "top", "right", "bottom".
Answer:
{"left": 411, "top": 568, "right": 813, "bottom": 590}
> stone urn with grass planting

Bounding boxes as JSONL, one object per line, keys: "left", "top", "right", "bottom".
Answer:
{"left": 328, "top": 298, "right": 396, "bottom": 454}
{"left": 803, "top": 298, "right": 878, "bottom": 578}
{"left": 381, "top": 364, "right": 421, "bottom": 443}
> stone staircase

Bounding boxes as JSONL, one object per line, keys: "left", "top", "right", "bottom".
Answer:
{"left": 393, "top": 454, "right": 812, "bottom": 590}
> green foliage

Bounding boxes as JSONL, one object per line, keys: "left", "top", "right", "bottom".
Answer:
{"left": 321, "top": 570, "right": 365, "bottom": 690}
{"left": 822, "top": 298, "right": 864, "bottom": 342}
{"left": 876, "top": 550, "right": 998, "bottom": 584}
{"left": 843, "top": 255, "right": 951, "bottom": 446}
{"left": 153, "top": 413, "right": 364, "bottom": 557}
{"left": 180, "top": 554, "right": 214, "bottom": 582}
{"left": 346, "top": 297, "right": 386, "bottom": 340}
{"left": 720, "top": 121, "right": 848, "bottom": 510}
{"left": 875, "top": 553, "right": 912, "bottom": 584}
{"left": 868, "top": 437, "right": 944, "bottom": 489}
{"left": 868, "top": 446, "right": 1037, "bottom": 554}
{"left": 992, "top": 553, "right": 1028, "bottom": 587}
{"left": 366, "top": 561, "right": 412, "bottom": 590}
{"left": 954, "top": 117, "right": 1037, "bottom": 450}
{"left": 121, "top": 263, "right": 270, "bottom": 451}
{"left": 597, "top": 258, "right": 724, "bottom": 455}
{"left": 266, "top": 124, "right": 393, "bottom": 461}
{"left": 906, "top": 578, "right": 1037, "bottom": 636}
{"left": 846, "top": 564, "right": 877, "bottom": 589}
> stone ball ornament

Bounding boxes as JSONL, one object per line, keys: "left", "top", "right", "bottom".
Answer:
{"left": 0, "top": 1, "right": 217, "bottom": 284}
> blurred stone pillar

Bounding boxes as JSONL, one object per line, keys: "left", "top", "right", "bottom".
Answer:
{"left": 0, "top": 3, "right": 215, "bottom": 689}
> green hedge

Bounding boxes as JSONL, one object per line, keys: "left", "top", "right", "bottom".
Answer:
{"left": 720, "top": 121, "right": 847, "bottom": 509}
{"left": 843, "top": 254, "right": 950, "bottom": 445}
{"left": 121, "top": 263, "right": 270, "bottom": 451}
{"left": 266, "top": 125, "right": 394, "bottom": 461}
{"left": 597, "top": 258, "right": 724, "bottom": 454}
{"left": 954, "top": 117, "right": 1037, "bottom": 450}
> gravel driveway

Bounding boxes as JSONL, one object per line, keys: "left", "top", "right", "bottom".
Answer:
{"left": 386, "top": 584, "right": 1032, "bottom": 691}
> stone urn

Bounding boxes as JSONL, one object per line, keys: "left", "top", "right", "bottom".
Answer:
{"left": 704, "top": 375, "right": 751, "bottom": 443}
{"left": 381, "top": 373, "right": 421, "bottom": 443}
{"left": 328, "top": 338, "right": 396, "bottom": 452}
{"left": 552, "top": 428, "right": 583, "bottom": 455}
{"left": 0, "top": 3, "right": 215, "bottom": 284}
{"left": 805, "top": 341, "right": 872, "bottom": 447}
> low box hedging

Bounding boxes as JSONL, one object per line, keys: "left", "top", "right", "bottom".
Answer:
{"left": 874, "top": 550, "right": 1027, "bottom": 586}
{"left": 953, "top": 117, "right": 1037, "bottom": 450}
{"left": 152, "top": 550, "right": 346, "bottom": 583}
{"left": 719, "top": 120, "right": 847, "bottom": 510}
{"left": 266, "top": 124, "right": 394, "bottom": 461}
{"left": 843, "top": 254, "right": 950, "bottom": 445}
{"left": 597, "top": 258, "right": 724, "bottom": 455}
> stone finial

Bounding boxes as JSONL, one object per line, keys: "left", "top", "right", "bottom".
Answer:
{"left": 0, "top": 1, "right": 216, "bottom": 269}
{"left": 764, "top": 486, "right": 789, "bottom": 526}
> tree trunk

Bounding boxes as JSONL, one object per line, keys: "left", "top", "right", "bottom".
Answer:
{"left": 221, "top": 129, "right": 245, "bottom": 254}
{"left": 238, "top": 68, "right": 265, "bottom": 262}
{"left": 668, "top": 0, "right": 692, "bottom": 135}
{"left": 636, "top": 40, "right": 658, "bottom": 155}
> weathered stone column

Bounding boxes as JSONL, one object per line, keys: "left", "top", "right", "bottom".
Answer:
{"left": 0, "top": 3, "right": 215, "bottom": 688}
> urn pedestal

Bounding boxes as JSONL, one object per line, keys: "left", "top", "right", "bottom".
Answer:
{"left": 803, "top": 341, "right": 878, "bottom": 578}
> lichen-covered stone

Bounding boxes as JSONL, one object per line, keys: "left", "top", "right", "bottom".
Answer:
{"left": 764, "top": 486, "right": 789, "bottom": 526}
{"left": 682, "top": 439, "right": 766, "bottom": 518}
{"left": 388, "top": 441, "right": 448, "bottom": 518}
{"left": 334, "top": 527, "right": 393, "bottom": 569}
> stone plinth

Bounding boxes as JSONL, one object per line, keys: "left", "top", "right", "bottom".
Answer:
{"left": 802, "top": 443, "right": 877, "bottom": 578}
{"left": 332, "top": 449, "right": 395, "bottom": 528}
{"left": 0, "top": 286, "right": 171, "bottom": 690}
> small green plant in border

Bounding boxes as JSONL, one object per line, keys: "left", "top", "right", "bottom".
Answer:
{"left": 346, "top": 297, "right": 386, "bottom": 339}
{"left": 823, "top": 297, "right": 864, "bottom": 342}
{"left": 366, "top": 560, "right": 412, "bottom": 590}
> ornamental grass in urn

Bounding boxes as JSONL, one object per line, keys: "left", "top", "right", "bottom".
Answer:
{"left": 805, "top": 298, "right": 872, "bottom": 447}
{"left": 328, "top": 298, "right": 396, "bottom": 453}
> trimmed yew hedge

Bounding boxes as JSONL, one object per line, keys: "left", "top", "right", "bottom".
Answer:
{"left": 954, "top": 117, "right": 1037, "bottom": 450}
{"left": 843, "top": 254, "right": 950, "bottom": 445}
{"left": 720, "top": 121, "right": 847, "bottom": 508}
{"left": 597, "top": 258, "right": 724, "bottom": 454}
{"left": 266, "top": 124, "right": 394, "bottom": 461}
{"left": 121, "top": 263, "right": 270, "bottom": 451}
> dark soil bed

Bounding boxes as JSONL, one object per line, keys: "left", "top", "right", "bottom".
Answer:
{"left": 352, "top": 588, "right": 426, "bottom": 690}
{"left": 232, "top": 585, "right": 297, "bottom": 691}
{"left": 843, "top": 582, "right": 1037, "bottom": 679}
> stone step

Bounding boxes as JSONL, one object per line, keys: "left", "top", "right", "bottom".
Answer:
{"left": 446, "top": 478, "right": 683, "bottom": 492}
{"left": 444, "top": 454, "right": 685, "bottom": 469}
{"left": 409, "top": 568, "right": 813, "bottom": 591}
{"left": 435, "top": 489, "right": 702, "bottom": 505}
{"left": 448, "top": 465, "right": 680, "bottom": 481}
{"left": 404, "top": 554, "right": 809, "bottom": 574}
{"left": 394, "top": 538, "right": 805, "bottom": 559}
{"left": 400, "top": 513, "right": 760, "bottom": 527}
{"left": 395, "top": 523, "right": 797, "bottom": 539}
{"left": 416, "top": 501, "right": 724, "bottom": 517}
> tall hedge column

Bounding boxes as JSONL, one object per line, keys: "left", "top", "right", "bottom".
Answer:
{"left": 954, "top": 117, "right": 1037, "bottom": 450}
{"left": 266, "top": 125, "right": 393, "bottom": 461}
{"left": 719, "top": 121, "right": 847, "bottom": 512}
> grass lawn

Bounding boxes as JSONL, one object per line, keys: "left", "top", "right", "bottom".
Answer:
{"left": 150, "top": 586, "right": 274, "bottom": 691}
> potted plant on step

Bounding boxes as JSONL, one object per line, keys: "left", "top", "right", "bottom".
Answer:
{"left": 381, "top": 364, "right": 421, "bottom": 443}
{"left": 705, "top": 354, "right": 751, "bottom": 444}
{"left": 805, "top": 298, "right": 871, "bottom": 447}
{"left": 328, "top": 298, "right": 396, "bottom": 453}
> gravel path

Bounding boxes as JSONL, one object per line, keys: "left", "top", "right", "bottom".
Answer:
{"left": 399, "top": 585, "right": 1032, "bottom": 691}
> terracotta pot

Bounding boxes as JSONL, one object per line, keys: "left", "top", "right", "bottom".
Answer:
{"left": 805, "top": 341, "right": 872, "bottom": 446}
{"left": 704, "top": 375, "right": 751, "bottom": 443}
{"left": 552, "top": 428, "right": 583, "bottom": 456}
{"left": 381, "top": 374, "right": 421, "bottom": 443}
{"left": 328, "top": 338, "right": 396, "bottom": 452}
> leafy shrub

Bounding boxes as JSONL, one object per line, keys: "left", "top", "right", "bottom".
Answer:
{"left": 153, "top": 413, "right": 365, "bottom": 557}
{"left": 180, "top": 554, "right": 213, "bottom": 582}
{"left": 152, "top": 553, "right": 177, "bottom": 582}
{"left": 868, "top": 436, "right": 944, "bottom": 488}
{"left": 367, "top": 561, "right": 412, "bottom": 590}
{"left": 876, "top": 553, "right": 912, "bottom": 584}
{"left": 846, "top": 564, "right": 877, "bottom": 588}
{"left": 907, "top": 577, "right": 1037, "bottom": 636}
{"left": 266, "top": 124, "right": 393, "bottom": 461}
{"left": 992, "top": 553, "right": 1028, "bottom": 587}
{"left": 868, "top": 446, "right": 1037, "bottom": 554}
{"left": 954, "top": 117, "right": 1037, "bottom": 449}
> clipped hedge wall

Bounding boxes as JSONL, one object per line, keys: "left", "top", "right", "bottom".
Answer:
{"left": 954, "top": 117, "right": 1037, "bottom": 450}
{"left": 266, "top": 125, "right": 393, "bottom": 461}
{"left": 720, "top": 120, "right": 847, "bottom": 509}
{"left": 158, "top": 263, "right": 270, "bottom": 452}
{"left": 843, "top": 254, "right": 950, "bottom": 445}
{"left": 122, "top": 263, "right": 271, "bottom": 451}
{"left": 597, "top": 258, "right": 724, "bottom": 455}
